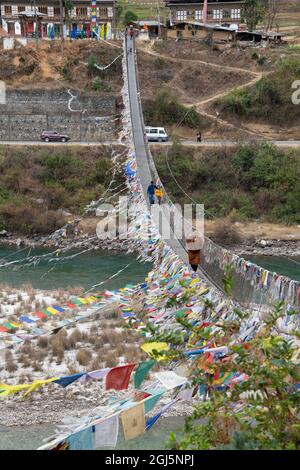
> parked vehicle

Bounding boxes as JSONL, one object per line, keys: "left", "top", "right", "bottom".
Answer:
{"left": 145, "top": 126, "right": 168, "bottom": 142}
{"left": 40, "top": 130, "right": 70, "bottom": 143}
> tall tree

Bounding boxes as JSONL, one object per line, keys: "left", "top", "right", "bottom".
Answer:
{"left": 242, "top": 0, "right": 267, "bottom": 31}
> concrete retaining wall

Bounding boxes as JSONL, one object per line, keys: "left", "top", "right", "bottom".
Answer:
{"left": 0, "top": 89, "right": 117, "bottom": 141}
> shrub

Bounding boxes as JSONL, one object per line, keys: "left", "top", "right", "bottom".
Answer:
{"left": 37, "top": 336, "right": 49, "bottom": 349}
{"left": 76, "top": 348, "right": 92, "bottom": 366}
{"left": 143, "top": 90, "right": 201, "bottom": 129}
{"left": 5, "top": 350, "right": 17, "bottom": 373}
{"left": 212, "top": 222, "right": 241, "bottom": 246}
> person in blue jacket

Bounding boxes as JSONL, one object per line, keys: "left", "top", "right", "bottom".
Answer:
{"left": 147, "top": 181, "right": 157, "bottom": 205}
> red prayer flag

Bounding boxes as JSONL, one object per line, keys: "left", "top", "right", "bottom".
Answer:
{"left": 0, "top": 326, "right": 9, "bottom": 332}
{"left": 105, "top": 363, "right": 136, "bottom": 391}
{"left": 33, "top": 311, "right": 47, "bottom": 319}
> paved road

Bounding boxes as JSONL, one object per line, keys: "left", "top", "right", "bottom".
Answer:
{"left": 150, "top": 140, "right": 300, "bottom": 148}
{"left": 1, "top": 139, "right": 300, "bottom": 147}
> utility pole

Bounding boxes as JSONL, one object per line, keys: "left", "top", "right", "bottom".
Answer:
{"left": 60, "top": 0, "right": 64, "bottom": 58}
{"left": 33, "top": 0, "right": 38, "bottom": 47}
{"left": 157, "top": 0, "right": 161, "bottom": 39}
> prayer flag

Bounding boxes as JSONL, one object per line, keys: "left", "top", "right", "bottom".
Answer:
{"left": 0, "top": 326, "right": 9, "bottom": 333}
{"left": 93, "top": 414, "right": 119, "bottom": 448}
{"left": 134, "top": 359, "right": 156, "bottom": 389}
{"left": 67, "top": 427, "right": 94, "bottom": 450}
{"left": 144, "top": 389, "right": 165, "bottom": 414}
{"left": 54, "top": 373, "right": 85, "bottom": 388}
{"left": 154, "top": 371, "right": 187, "bottom": 390}
{"left": 105, "top": 364, "right": 136, "bottom": 391}
{"left": 121, "top": 402, "right": 145, "bottom": 441}
{"left": 52, "top": 306, "right": 65, "bottom": 312}
{"left": 33, "top": 311, "right": 47, "bottom": 319}
{"left": 47, "top": 307, "right": 59, "bottom": 315}
{"left": 140, "top": 342, "right": 169, "bottom": 361}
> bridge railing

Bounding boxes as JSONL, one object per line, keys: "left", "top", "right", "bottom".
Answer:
{"left": 127, "top": 36, "right": 300, "bottom": 309}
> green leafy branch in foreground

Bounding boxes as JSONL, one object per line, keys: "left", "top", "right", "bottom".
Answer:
{"left": 141, "top": 275, "right": 300, "bottom": 449}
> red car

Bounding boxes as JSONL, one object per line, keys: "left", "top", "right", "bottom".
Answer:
{"left": 40, "top": 130, "right": 70, "bottom": 143}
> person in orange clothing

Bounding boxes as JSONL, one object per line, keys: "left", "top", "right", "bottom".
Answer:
{"left": 155, "top": 185, "right": 163, "bottom": 205}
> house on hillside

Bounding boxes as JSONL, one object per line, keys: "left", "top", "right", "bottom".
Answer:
{"left": 132, "top": 20, "right": 167, "bottom": 40}
{"left": 167, "top": 21, "right": 236, "bottom": 42}
{"left": 0, "top": 1, "right": 115, "bottom": 39}
{"left": 166, "top": 0, "right": 245, "bottom": 26}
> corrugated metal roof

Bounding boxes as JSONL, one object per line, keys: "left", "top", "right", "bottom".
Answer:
{"left": 136, "top": 20, "right": 164, "bottom": 27}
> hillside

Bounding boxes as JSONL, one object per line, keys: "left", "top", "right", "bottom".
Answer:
{"left": 152, "top": 141, "right": 300, "bottom": 226}
{"left": 214, "top": 56, "right": 300, "bottom": 136}
{"left": 0, "top": 145, "right": 125, "bottom": 236}
{"left": 137, "top": 41, "right": 300, "bottom": 140}
{"left": 0, "top": 41, "right": 123, "bottom": 93}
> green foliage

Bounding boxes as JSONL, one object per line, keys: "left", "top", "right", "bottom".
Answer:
{"left": 92, "top": 76, "right": 102, "bottom": 91}
{"left": 221, "top": 58, "right": 300, "bottom": 124}
{"left": 143, "top": 291, "right": 300, "bottom": 449}
{"left": 63, "top": 0, "right": 74, "bottom": 11}
{"left": 60, "top": 64, "right": 72, "bottom": 81}
{"left": 43, "top": 153, "right": 83, "bottom": 182}
{"left": 124, "top": 10, "right": 138, "bottom": 26}
{"left": 0, "top": 147, "right": 125, "bottom": 235}
{"left": 144, "top": 90, "right": 201, "bottom": 129}
{"left": 87, "top": 55, "right": 97, "bottom": 76}
{"left": 154, "top": 142, "right": 300, "bottom": 224}
{"left": 242, "top": 0, "right": 266, "bottom": 31}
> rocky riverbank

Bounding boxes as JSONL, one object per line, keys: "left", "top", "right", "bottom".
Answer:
{"left": 1, "top": 231, "right": 300, "bottom": 259}
{"left": 0, "top": 381, "right": 195, "bottom": 428}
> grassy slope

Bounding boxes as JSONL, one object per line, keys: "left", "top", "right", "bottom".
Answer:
{"left": 153, "top": 142, "right": 300, "bottom": 225}
{"left": 0, "top": 145, "right": 124, "bottom": 235}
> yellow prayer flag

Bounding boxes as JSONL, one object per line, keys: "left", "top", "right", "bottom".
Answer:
{"left": 140, "top": 342, "right": 169, "bottom": 361}
{"left": 0, "top": 383, "right": 30, "bottom": 396}
{"left": 10, "top": 322, "right": 23, "bottom": 328}
{"left": 78, "top": 297, "right": 89, "bottom": 304}
{"left": 22, "top": 378, "right": 59, "bottom": 397}
{"left": 47, "top": 307, "right": 59, "bottom": 315}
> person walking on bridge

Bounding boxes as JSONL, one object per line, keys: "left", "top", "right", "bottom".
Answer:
{"left": 155, "top": 185, "right": 163, "bottom": 205}
{"left": 185, "top": 232, "right": 202, "bottom": 272}
{"left": 147, "top": 180, "right": 157, "bottom": 205}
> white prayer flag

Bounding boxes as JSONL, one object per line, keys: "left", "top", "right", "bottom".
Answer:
{"left": 15, "top": 22, "right": 21, "bottom": 35}
{"left": 2, "top": 19, "right": 8, "bottom": 32}
{"left": 154, "top": 371, "right": 188, "bottom": 390}
{"left": 93, "top": 414, "right": 119, "bottom": 448}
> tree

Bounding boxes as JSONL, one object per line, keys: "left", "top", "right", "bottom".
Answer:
{"left": 264, "top": 0, "right": 279, "bottom": 32}
{"left": 124, "top": 10, "right": 138, "bottom": 26}
{"left": 241, "top": 0, "right": 266, "bottom": 31}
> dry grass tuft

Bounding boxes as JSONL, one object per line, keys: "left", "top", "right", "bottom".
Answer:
{"left": 5, "top": 349, "right": 17, "bottom": 372}
{"left": 76, "top": 348, "right": 92, "bottom": 366}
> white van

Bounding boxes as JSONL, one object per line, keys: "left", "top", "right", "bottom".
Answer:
{"left": 145, "top": 126, "right": 168, "bottom": 142}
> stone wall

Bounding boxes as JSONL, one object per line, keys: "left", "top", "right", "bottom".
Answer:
{"left": 0, "top": 90, "right": 117, "bottom": 141}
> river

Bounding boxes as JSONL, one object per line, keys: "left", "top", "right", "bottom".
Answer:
{"left": 0, "top": 246, "right": 151, "bottom": 290}
{"left": 0, "top": 417, "right": 185, "bottom": 451}
{"left": 245, "top": 255, "right": 300, "bottom": 282}
{"left": 0, "top": 247, "right": 298, "bottom": 291}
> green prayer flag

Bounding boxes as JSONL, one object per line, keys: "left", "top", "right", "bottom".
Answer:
{"left": 134, "top": 359, "right": 156, "bottom": 389}
{"left": 144, "top": 389, "right": 165, "bottom": 414}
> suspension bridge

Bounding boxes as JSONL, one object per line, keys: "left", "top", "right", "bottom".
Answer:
{"left": 125, "top": 36, "right": 299, "bottom": 309}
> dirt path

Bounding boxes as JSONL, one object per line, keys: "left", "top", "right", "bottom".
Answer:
{"left": 138, "top": 42, "right": 271, "bottom": 138}
{"left": 138, "top": 42, "right": 262, "bottom": 76}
